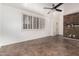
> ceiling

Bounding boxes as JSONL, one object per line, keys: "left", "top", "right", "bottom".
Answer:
{"left": 64, "top": 3, "right": 79, "bottom": 15}
{"left": 2, "top": 3, "right": 62, "bottom": 16}
{"left": 2, "top": 3, "right": 79, "bottom": 16}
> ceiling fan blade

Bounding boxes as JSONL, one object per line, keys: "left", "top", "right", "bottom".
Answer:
{"left": 44, "top": 7, "right": 53, "bottom": 9}
{"left": 56, "top": 9, "right": 62, "bottom": 12}
{"left": 54, "top": 3, "right": 63, "bottom": 9}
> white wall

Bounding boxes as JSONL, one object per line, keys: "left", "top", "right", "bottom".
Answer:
{"left": 47, "top": 11, "right": 63, "bottom": 36}
{"left": 0, "top": 4, "right": 63, "bottom": 46}
{"left": 0, "top": 4, "right": 3, "bottom": 40}
{"left": 0, "top": 4, "right": 2, "bottom": 34}
{"left": 58, "top": 12, "right": 63, "bottom": 35}
{"left": 0, "top": 4, "right": 1, "bottom": 34}
{"left": 0, "top": 4, "right": 51, "bottom": 46}
{"left": 48, "top": 12, "right": 59, "bottom": 36}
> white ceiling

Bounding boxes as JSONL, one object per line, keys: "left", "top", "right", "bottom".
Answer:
{"left": 64, "top": 3, "right": 79, "bottom": 15}
{"left": 2, "top": 3, "right": 79, "bottom": 16}
{"left": 2, "top": 3, "right": 62, "bottom": 16}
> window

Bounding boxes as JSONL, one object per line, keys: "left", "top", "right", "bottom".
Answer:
{"left": 23, "top": 14, "right": 45, "bottom": 29}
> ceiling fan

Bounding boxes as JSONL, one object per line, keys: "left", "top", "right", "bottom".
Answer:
{"left": 44, "top": 3, "right": 63, "bottom": 14}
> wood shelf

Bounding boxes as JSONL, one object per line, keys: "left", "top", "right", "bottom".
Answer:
{"left": 64, "top": 12, "right": 79, "bottom": 39}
